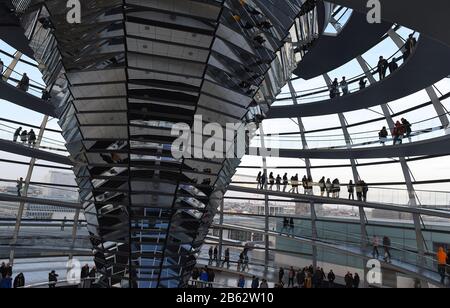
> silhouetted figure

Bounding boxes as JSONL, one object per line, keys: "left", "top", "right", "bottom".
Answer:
{"left": 389, "top": 58, "right": 399, "bottom": 74}
{"left": 17, "top": 73, "right": 29, "bottom": 92}
{"left": 275, "top": 174, "right": 281, "bottom": 191}
{"left": 13, "top": 127, "right": 22, "bottom": 142}
{"left": 340, "top": 77, "right": 349, "bottom": 95}
{"left": 377, "top": 56, "right": 388, "bottom": 80}
{"left": 282, "top": 173, "right": 288, "bottom": 192}
{"left": 17, "top": 177, "right": 23, "bottom": 197}
{"left": 28, "top": 129, "right": 36, "bottom": 147}
{"left": 393, "top": 121, "right": 405, "bottom": 145}
{"left": 401, "top": 118, "right": 412, "bottom": 141}
{"left": 327, "top": 270, "right": 335, "bottom": 288}
{"left": 13, "top": 273, "right": 25, "bottom": 288}
{"left": 20, "top": 130, "right": 28, "bottom": 144}
{"left": 372, "top": 235, "right": 380, "bottom": 259}
{"left": 404, "top": 33, "right": 417, "bottom": 60}
{"left": 379, "top": 126, "right": 388, "bottom": 145}
{"left": 348, "top": 180, "right": 355, "bottom": 200}
{"left": 48, "top": 270, "right": 59, "bottom": 288}
{"left": 359, "top": 78, "right": 367, "bottom": 90}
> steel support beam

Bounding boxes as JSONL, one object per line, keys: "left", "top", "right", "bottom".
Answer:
{"left": 9, "top": 114, "right": 49, "bottom": 265}
{"left": 324, "top": 74, "right": 369, "bottom": 248}
{"left": 288, "top": 80, "right": 318, "bottom": 269}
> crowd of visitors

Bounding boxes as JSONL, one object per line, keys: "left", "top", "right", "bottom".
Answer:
{"left": 256, "top": 172, "right": 370, "bottom": 202}
{"left": 0, "top": 263, "right": 25, "bottom": 288}
{"left": 328, "top": 33, "right": 416, "bottom": 99}
{"left": 13, "top": 126, "right": 37, "bottom": 146}
{"left": 378, "top": 118, "right": 412, "bottom": 145}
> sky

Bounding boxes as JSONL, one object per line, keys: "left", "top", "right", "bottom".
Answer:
{"left": 0, "top": 20, "right": 449, "bottom": 203}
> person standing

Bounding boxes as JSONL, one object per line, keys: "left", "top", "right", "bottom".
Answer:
{"left": 401, "top": 118, "right": 412, "bottom": 142}
{"left": 200, "top": 268, "right": 209, "bottom": 288}
{"left": 207, "top": 268, "right": 215, "bottom": 288}
{"left": 251, "top": 276, "right": 259, "bottom": 289}
{"left": 237, "top": 275, "right": 246, "bottom": 288}
{"left": 319, "top": 176, "right": 326, "bottom": 196}
{"left": 259, "top": 279, "right": 269, "bottom": 288}
{"left": 377, "top": 56, "right": 388, "bottom": 80}
{"left": 379, "top": 127, "right": 388, "bottom": 145}
{"left": 275, "top": 174, "right": 281, "bottom": 191}
{"left": 327, "top": 270, "right": 335, "bottom": 288}
{"left": 348, "top": 180, "right": 355, "bottom": 200}
{"left": 388, "top": 58, "right": 399, "bottom": 74}
{"left": 13, "top": 273, "right": 25, "bottom": 288}
{"left": 278, "top": 267, "right": 285, "bottom": 284}
{"left": 17, "top": 73, "right": 30, "bottom": 92}
{"left": 345, "top": 272, "right": 353, "bottom": 289}
{"left": 372, "top": 235, "right": 380, "bottom": 259}
{"left": 222, "top": 248, "right": 230, "bottom": 268}
{"left": 13, "top": 127, "right": 22, "bottom": 142}
{"left": 353, "top": 273, "right": 361, "bottom": 289}
{"left": 48, "top": 270, "right": 59, "bottom": 288}
{"left": 28, "top": 129, "right": 37, "bottom": 147}
{"left": 404, "top": 33, "right": 417, "bottom": 60}
{"left": 0, "top": 58, "right": 4, "bottom": 76}
{"left": 268, "top": 172, "right": 275, "bottom": 190}
{"left": 0, "top": 275, "right": 12, "bottom": 289}
{"left": 17, "top": 177, "right": 24, "bottom": 197}
{"left": 288, "top": 267, "right": 295, "bottom": 287}
{"left": 362, "top": 181, "right": 369, "bottom": 202}
{"left": 393, "top": 121, "right": 405, "bottom": 145}
{"left": 282, "top": 173, "right": 288, "bottom": 192}
{"left": 437, "top": 247, "right": 447, "bottom": 285}
{"left": 340, "top": 77, "right": 349, "bottom": 95}
{"left": 332, "top": 178, "right": 340, "bottom": 198}
{"left": 213, "top": 246, "right": 218, "bottom": 264}
{"left": 359, "top": 77, "right": 367, "bottom": 90}
{"left": 256, "top": 171, "right": 262, "bottom": 189}
{"left": 20, "top": 130, "right": 28, "bottom": 144}
{"left": 208, "top": 246, "right": 213, "bottom": 265}
{"left": 326, "top": 178, "right": 332, "bottom": 197}
{"left": 260, "top": 172, "right": 267, "bottom": 190}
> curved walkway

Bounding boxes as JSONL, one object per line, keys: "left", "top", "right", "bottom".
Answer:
{"left": 249, "top": 133, "right": 450, "bottom": 160}
{"left": 325, "top": 0, "right": 450, "bottom": 48}
{"left": 268, "top": 35, "right": 450, "bottom": 118}
{"left": 0, "top": 139, "right": 71, "bottom": 165}
{"left": 0, "top": 193, "right": 81, "bottom": 209}
{"left": 213, "top": 222, "right": 445, "bottom": 287}
{"left": 0, "top": 81, "right": 57, "bottom": 117}
{"left": 226, "top": 185, "right": 450, "bottom": 219}
{"left": 294, "top": 11, "right": 392, "bottom": 79}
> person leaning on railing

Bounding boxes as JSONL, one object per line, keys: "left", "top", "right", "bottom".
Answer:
{"left": 437, "top": 247, "right": 447, "bottom": 285}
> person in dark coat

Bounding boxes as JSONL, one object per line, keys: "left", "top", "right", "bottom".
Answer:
{"left": 48, "top": 270, "right": 59, "bottom": 288}
{"left": 353, "top": 273, "right": 361, "bottom": 288}
{"left": 327, "top": 270, "right": 336, "bottom": 288}
{"left": 278, "top": 267, "right": 285, "bottom": 284}
{"left": 344, "top": 272, "right": 353, "bottom": 288}
{"left": 377, "top": 56, "right": 388, "bottom": 80}
{"left": 13, "top": 273, "right": 25, "bottom": 288}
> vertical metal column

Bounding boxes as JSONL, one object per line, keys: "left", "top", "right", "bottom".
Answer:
{"left": 218, "top": 196, "right": 224, "bottom": 267}
{"left": 288, "top": 80, "right": 318, "bottom": 268}
{"left": 9, "top": 115, "right": 49, "bottom": 264}
{"left": 259, "top": 124, "right": 270, "bottom": 273}
{"left": 323, "top": 74, "right": 369, "bottom": 247}
{"left": 358, "top": 48, "right": 428, "bottom": 287}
